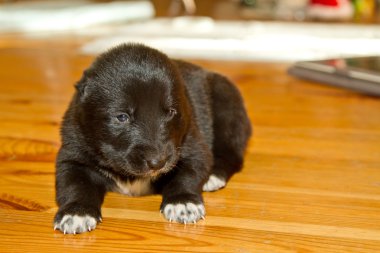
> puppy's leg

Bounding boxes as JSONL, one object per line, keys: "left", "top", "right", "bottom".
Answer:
{"left": 54, "top": 161, "right": 108, "bottom": 234}
{"left": 203, "top": 74, "right": 252, "bottom": 192}
{"left": 158, "top": 140, "right": 211, "bottom": 224}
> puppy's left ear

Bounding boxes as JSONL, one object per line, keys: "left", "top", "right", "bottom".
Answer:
{"left": 75, "top": 70, "right": 90, "bottom": 101}
{"left": 75, "top": 81, "right": 88, "bottom": 99}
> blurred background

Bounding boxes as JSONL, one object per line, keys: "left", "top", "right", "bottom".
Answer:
{"left": 1, "top": 0, "right": 380, "bottom": 61}
{"left": 153, "top": 0, "right": 380, "bottom": 22}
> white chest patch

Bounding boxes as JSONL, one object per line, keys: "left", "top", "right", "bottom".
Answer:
{"left": 115, "top": 177, "right": 153, "bottom": 196}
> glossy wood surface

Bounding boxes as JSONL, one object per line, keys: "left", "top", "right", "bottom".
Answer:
{"left": 0, "top": 35, "right": 380, "bottom": 253}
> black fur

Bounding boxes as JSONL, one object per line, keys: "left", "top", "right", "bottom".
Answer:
{"left": 54, "top": 43, "right": 251, "bottom": 233}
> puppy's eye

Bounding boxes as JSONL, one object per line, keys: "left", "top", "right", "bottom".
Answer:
{"left": 116, "top": 113, "right": 130, "bottom": 123}
{"left": 168, "top": 108, "right": 177, "bottom": 118}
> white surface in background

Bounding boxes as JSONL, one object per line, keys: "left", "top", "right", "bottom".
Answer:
{"left": 0, "top": 1, "right": 154, "bottom": 32}
{"left": 81, "top": 17, "right": 380, "bottom": 62}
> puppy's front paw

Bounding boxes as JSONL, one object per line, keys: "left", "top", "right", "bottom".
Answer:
{"left": 54, "top": 214, "right": 98, "bottom": 234}
{"left": 162, "top": 202, "right": 205, "bottom": 224}
{"left": 54, "top": 204, "right": 101, "bottom": 234}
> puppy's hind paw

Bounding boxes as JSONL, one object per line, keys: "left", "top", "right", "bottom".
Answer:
{"left": 54, "top": 214, "right": 97, "bottom": 234}
{"left": 203, "top": 174, "right": 226, "bottom": 192}
{"left": 162, "top": 203, "right": 205, "bottom": 224}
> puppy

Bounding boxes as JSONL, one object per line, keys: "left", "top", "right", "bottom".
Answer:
{"left": 54, "top": 43, "right": 251, "bottom": 234}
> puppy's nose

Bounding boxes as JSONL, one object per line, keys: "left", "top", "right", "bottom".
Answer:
{"left": 146, "top": 157, "right": 166, "bottom": 170}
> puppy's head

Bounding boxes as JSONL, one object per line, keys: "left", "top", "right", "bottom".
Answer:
{"left": 74, "top": 43, "right": 190, "bottom": 177}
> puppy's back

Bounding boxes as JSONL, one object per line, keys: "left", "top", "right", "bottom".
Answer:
{"left": 174, "top": 60, "right": 214, "bottom": 149}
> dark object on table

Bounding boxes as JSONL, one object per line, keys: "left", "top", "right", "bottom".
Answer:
{"left": 288, "top": 56, "right": 380, "bottom": 96}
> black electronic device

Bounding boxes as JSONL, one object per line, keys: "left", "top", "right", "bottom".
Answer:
{"left": 288, "top": 56, "right": 380, "bottom": 96}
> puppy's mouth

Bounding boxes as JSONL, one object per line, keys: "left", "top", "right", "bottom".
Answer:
{"left": 139, "top": 160, "right": 177, "bottom": 178}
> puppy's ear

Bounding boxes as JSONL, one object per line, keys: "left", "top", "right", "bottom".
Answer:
{"left": 75, "top": 71, "right": 89, "bottom": 101}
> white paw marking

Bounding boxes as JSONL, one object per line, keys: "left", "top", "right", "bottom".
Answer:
{"left": 202, "top": 174, "right": 226, "bottom": 192}
{"left": 163, "top": 203, "right": 205, "bottom": 224}
{"left": 54, "top": 215, "right": 97, "bottom": 234}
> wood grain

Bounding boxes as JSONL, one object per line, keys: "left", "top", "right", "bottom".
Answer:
{"left": 0, "top": 36, "right": 380, "bottom": 253}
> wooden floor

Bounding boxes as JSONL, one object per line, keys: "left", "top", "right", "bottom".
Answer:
{"left": 0, "top": 34, "right": 380, "bottom": 253}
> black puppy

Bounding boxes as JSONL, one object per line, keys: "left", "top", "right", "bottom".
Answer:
{"left": 54, "top": 43, "right": 251, "bottom": 234}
